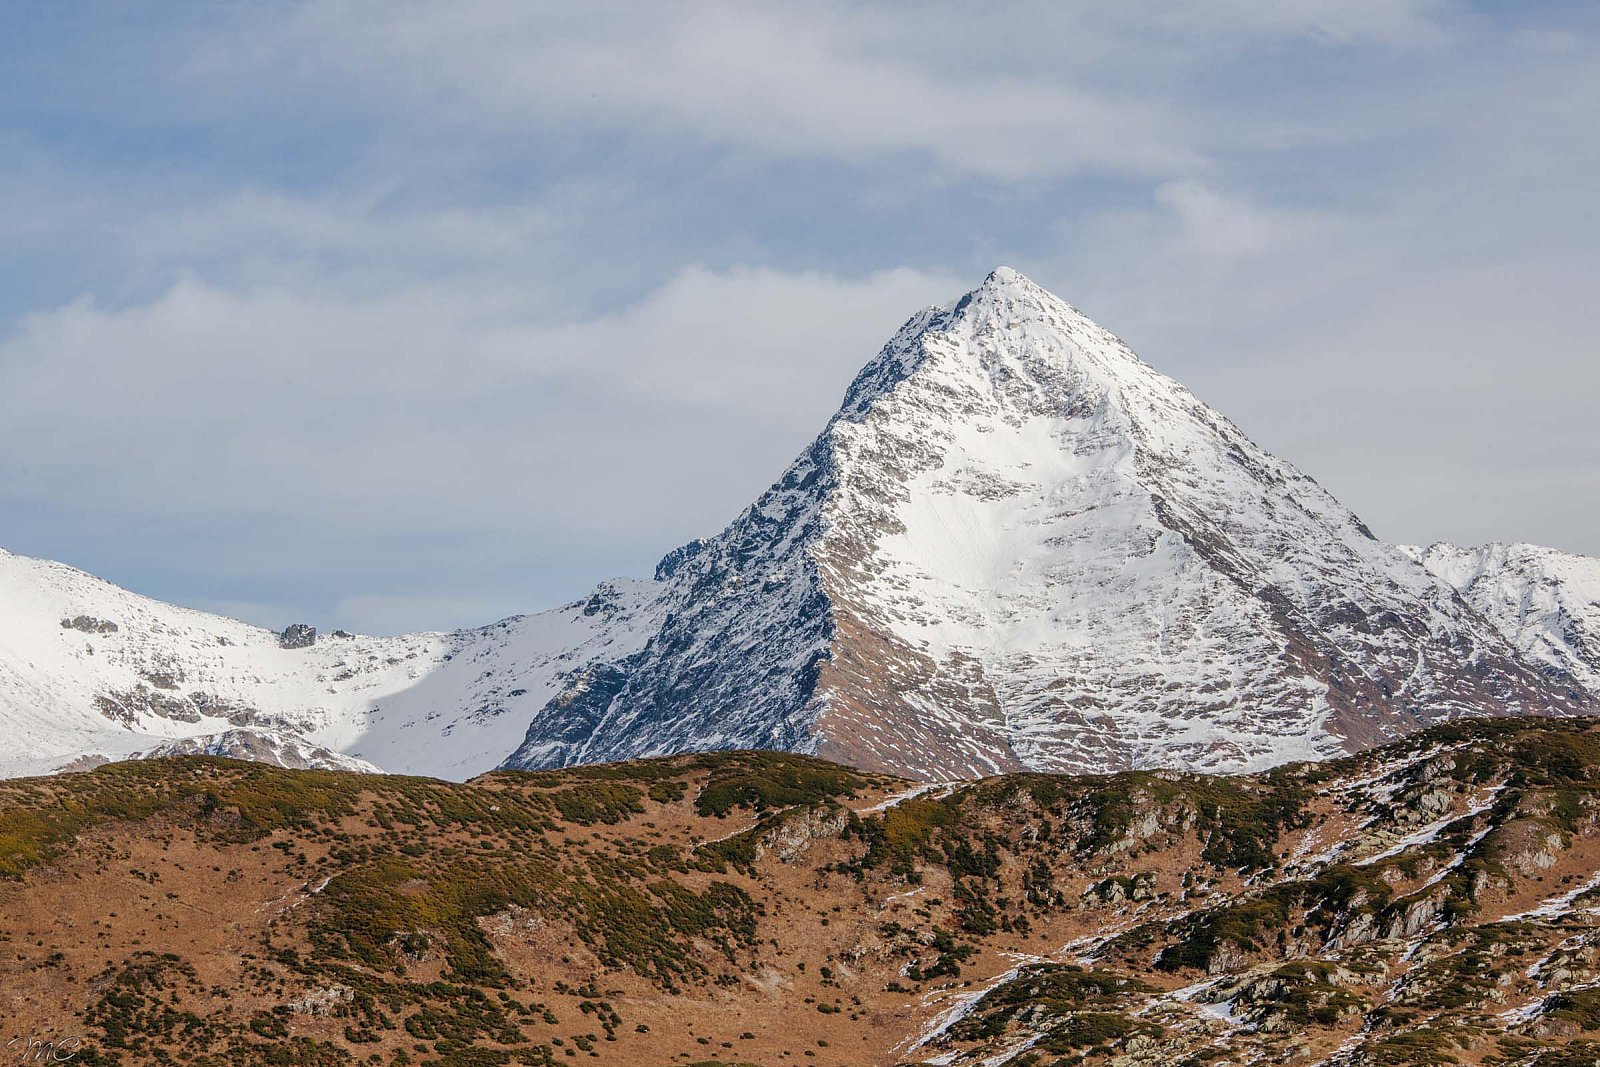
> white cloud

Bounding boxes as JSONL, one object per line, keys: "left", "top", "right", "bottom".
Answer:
{"left": 1036, "top": 170, "right": 1600, "bottom": 557}
{"left": 1045, "top": 180, "right": 1340, "bottom": 344}
{"left": 192, "top": 3, "right": 1228, "bottom": 181}
{"left": 3, "top": 0, "right": 1596, "bottom": 629}
{"left": 270, "top": 1, "right": 1452, "bottom": 176}
{"left": 1118, "top": 0, "right": 1451, "bottom": 46}
{"left": 0, "top": 264, "right": 957, "bottom": 554}
{"left": 517, "top": 265, "right": 958, "bottom": 411}
{"left": 156, "top": 191, "right": 561, "bottom": 274}
{"left": 187, "top": 598, "right": 313, "bottom": 632}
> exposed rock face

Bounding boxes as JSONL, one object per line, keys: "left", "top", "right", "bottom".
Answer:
{"left": 95, "top": 686, "right": 203, "bottom": 725}
{"left": 277, "top": 624, "right": 317, "bottom": 650}
{"left": 284, "top": 985, "right": 355, "bottom": 1017}
{"left": 505, "top": 268, "right": 1592, "bottom": 778}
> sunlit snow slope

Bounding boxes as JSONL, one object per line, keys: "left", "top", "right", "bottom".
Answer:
{"left": 0, "top": 547, "right": 656, "bottom": 778}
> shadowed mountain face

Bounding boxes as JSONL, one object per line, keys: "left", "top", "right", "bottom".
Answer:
{"left": 9, "top": 720, "right": 1600, "bottom": 1065}
{"left": 1, "top": 269, "right": 1594, "bottom": 781}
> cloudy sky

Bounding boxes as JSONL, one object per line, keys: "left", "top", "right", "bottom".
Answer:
{"left": 2, "top": 1, "right": 1596, "bottom": 634}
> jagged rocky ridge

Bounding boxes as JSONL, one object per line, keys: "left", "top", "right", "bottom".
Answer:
{"left": 0, "top": 269, "right": 1595, "bottom": 780}
{"left": 9, "top": 719, "right": 1600, "bottom": 1065}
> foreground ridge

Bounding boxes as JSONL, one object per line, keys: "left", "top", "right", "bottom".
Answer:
{"left": 7, "top": 719, "right": 1600, "bottom": 1064}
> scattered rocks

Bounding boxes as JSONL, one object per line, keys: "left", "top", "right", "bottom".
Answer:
{"left": 95, "top": 686, "right": 202, "bottom": 726}
{"left": 60, "top": 615, "right": 118, "bottom": 634}
{"left": 140, "top": 670, "right": 182, "bottom": 691}
{"left": 1082, "top": 872, "right": 1157, "bottom": 908}
{"left": 53, "top": 753, "right": 111, "bottom": 773}
{"left": 389, "top": 931, "right": 441, "bottom": 963}
{"left": 481, "top": 904, "right": 544, "bottom": 941}
{"left": 1385, "top": 893, "right": 1444, "bottom": 940}
{"left": 1207, "top": 940, "right": 1250, "bottom": 976}
{"left": 131, "top": 729, "right": 379, "bottom": 772}
{"left": 284, "top": 985, "right": 353, "bottom": 1016}
{"left": 653, "top": 538, "right": 708, "bottom": 581}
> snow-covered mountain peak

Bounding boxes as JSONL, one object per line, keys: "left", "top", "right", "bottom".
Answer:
{"left": 2, "top": 270, "right": 1595, "bottom": 783}
{"left": 830, "top": 266, "right": 1249, "bottom": 484}
{"left": 968, "top": 264, "right": 1083, "bottom": 313}
{"left": 506, "top": 271, "right": 1591, "bottom": 780}
{"left": 980, "top": 263, "right": 1029, "bottom": 287}
{"left": 830, "top": 267, "right": 1119, "bottom": 422}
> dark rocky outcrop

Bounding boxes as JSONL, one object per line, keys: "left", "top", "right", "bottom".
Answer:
{"left": 60, "top": 615, "right": 118, "bottom": 634}
{"left": 278, "top": 623, "right": 317, "bottom": 649}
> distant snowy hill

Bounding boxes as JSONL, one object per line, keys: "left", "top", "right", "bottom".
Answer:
{"left": 1, "top": 269, "right": 1594, "bottom": 780}
{"left": 1407, "top": 541, "right": 1600, "bottom": 698}
{"left": 0, "top": 546, "right": 656, "bottom": 778}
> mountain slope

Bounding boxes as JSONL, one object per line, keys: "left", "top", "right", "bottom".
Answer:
{"left": 0, "top": 546, "right": 657, "bottom": 778}
{"left": 505, "top": 268, "right": 1590, "bottom": 778}
{"left": 10, "top": 720, "right": 1600, "bottom": 1066}
{"left": 1409, "top": 541, "right": 1600, "bottom": 698}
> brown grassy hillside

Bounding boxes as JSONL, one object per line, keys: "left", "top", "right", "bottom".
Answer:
{"left": 5, "top": 721, "right": 1600, "bottom": 1066}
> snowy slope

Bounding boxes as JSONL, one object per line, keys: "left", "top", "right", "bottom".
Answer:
{"left": 505, "top": 269, "right": 1593, "bottom": 778}
{"left": 1407, "top": 541, "right": 1600, "bottom": 697}
{"left": 0, "top": 547, "right": 658, "bottom": 778}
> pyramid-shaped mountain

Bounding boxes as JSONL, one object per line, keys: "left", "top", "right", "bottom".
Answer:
{"left": 503, "top": 268, "right": 1589, "bottom": 777}
{"left": 1, "top": 269, "right": 1593, "bottom": 780}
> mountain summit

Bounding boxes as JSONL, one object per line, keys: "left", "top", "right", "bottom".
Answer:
{"left": 1, "top": 270, "right": 1594, "bottom": 779}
